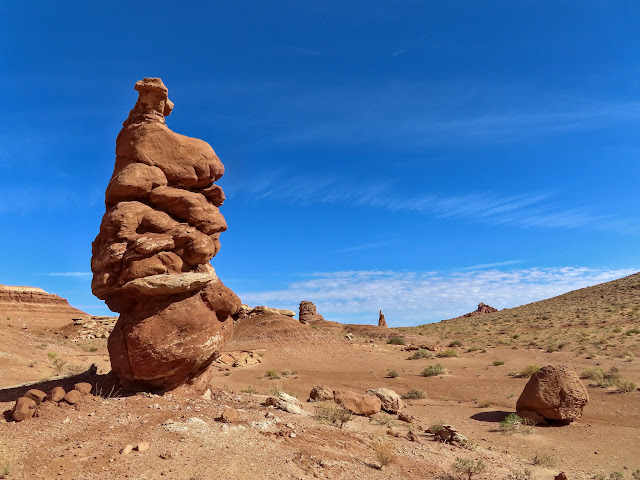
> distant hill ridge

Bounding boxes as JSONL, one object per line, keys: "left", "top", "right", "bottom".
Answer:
{"left": 0, "top": 284, "right": 88, "bottom": 322}
{"left": 402, "top": 272, "right": 640, "bottom": 356}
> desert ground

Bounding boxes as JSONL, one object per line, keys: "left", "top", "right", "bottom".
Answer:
{"left": 1, "top": 275, "right": 640, "bottom": 480}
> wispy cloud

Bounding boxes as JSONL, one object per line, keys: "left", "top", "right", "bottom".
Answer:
{"left": 230, "top": 173, "right": 635, "bottom": 233}
{"left": 456, "top": 260, "right": 524, "bottom": 271}
{"left": 238, "top": 266, "right": 638, "bottom": 326}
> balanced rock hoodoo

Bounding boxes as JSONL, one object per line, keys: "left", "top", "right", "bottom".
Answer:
{"left": 516, "top": 364, "right": 588, "bottom": 424}
{"left": 91, "top": 78, "right": 240, "bottom": 392}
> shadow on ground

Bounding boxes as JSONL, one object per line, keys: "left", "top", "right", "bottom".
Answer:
{"left": 470, "top": 410, "right": 512, "bottom": 423}
{"left": 0, "top": 369, "right": 126, "bottom": 403}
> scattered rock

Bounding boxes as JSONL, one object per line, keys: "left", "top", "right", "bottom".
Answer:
{"left": 516, "top": 364, "right": 589, "bottom": 424}
{"left": 433, "top": 424, "right": 467, "bottom": 445}
{"left": 555, "top": 473, "right": 569, "bottom": 480}
{"left": 47, "top": 386, "right": 66, "bottom": 403}
{"left": 299, "top": 301, "right": 325, "bottom": 324}
{"left": 216, "top": 351, "right": 262, "bottom": 368}
{"left": 136, "top": 442, "right": 150, "bottom": 452}
{"left": 333, "top": 390, "right": 381, "bottom": 417}
{"left": 120, "top": 444, "right": 134, "bottom": 455}
{"left": 64, "top": 390, "right": 82, "bottom": 405}
{"left": 398, "top": 411, "right": 418, "bottom": 424}
{"left": 308, "top": 385, "right": 333, "bottom": 402}
{"left": 344, "top": 333, "right": 354, "bottom": 340}
{"left": 407, "top": 430, "right": 420, "bottom": 442}
{"left": 91, "top": 77, "right": 240, "bottom": 391}
{"left": 463, "top": 302, "right": 498, "bottom": 317}
{"left": 366, "top": 388, "right": 405, "bottom": 414}
{"left": 74, "top": 382, "right": 92, "bottom": 395}
{"left": 378, "top": 310, "right": 388, "bottom": 328}
{"left": 24, "top": 389, "right": 47, "bottom": 405}
{"left": 12, "top": 396, "right": 37, "bottom": 421}
{"left": 220, "top": 408, "right": 239, "bottom": 423}
{"left": 265, "top": 392, "right": 310, "bottom": 416}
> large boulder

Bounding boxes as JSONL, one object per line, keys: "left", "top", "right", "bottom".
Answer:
{"left": 516, "top": 364, "right": 588, "bottom": 424}
{"left": 333, "top": 390, "right": 381, "bottom": 417}
{"left": 91, "top": 78, "right": 240, "bottom": 392}
{"left": 366, "top": 388, "right": 405, "bottom": 413}
{"left": 308, "top": 385, "right": 333, "bottom": 402}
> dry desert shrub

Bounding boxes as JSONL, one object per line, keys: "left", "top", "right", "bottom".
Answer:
{"left": 403, "top": 388, "right": 426, "bottom": 399}
{"left": 437, "top": 349, "right": 459, "bottom": 358}
{"left": 427, "top": 420, "right": 445, "bottom": 434}
{"left": 387, "top": 336, "right": 406, "bottom": 345}
{"left": 240, "top": 386, "right": 258, "bottom": 394}
{"left": 422, "top": 363, "right": 445, "bottom": 377}
{"left": 500, "top": 413, "right": 534, "bottom": 435}
{"left": 452, "top": 457, "right": 486, "bottom": 480}
{"left": 314, "top": 403, "right": 352, "bottom": 428}
{"left": 387, "top": 369, "right": 400, "bottom": 378}
{"left": 531, "top": 452, "right": 555, "bottom": 467}
{"left": 264, "top": 369, "right": 281, "bottom": 380}
{"left": 0, "top": 447, "right": 16, "bottom": 478}
{"left": 408, "top": 349, "right": 433, "bottom": 360}
{"left": 372, "top": 438, "right": 396, "bottom": 469}
{"left": 511, "top": 365, "right": 540, "bottom": 378}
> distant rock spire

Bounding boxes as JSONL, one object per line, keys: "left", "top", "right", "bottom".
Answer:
{"left": 378, "top": 310, "right": 388, "bottom": 328}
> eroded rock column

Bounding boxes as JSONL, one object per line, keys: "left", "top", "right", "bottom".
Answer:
{"left": 91, "top": 78, "right": 240, "bottom": 392}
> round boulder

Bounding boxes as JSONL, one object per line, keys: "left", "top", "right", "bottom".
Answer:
{"left": 366, "top": 388, "right": 405, "bottom": 413}
{"left": 516, "top": 364, "right": 588, "bottom": 424}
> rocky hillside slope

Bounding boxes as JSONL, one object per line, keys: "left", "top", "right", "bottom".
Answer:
{"left": 401, "top": 272, "right": 640, "bottom": 357}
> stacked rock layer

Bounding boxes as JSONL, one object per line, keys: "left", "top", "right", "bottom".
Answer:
{"left": 91, "top": 78, "right": 240, "bottom": 392}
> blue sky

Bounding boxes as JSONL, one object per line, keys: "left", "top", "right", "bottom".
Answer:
{"left": 1, "top": 1, "right": 639, "bottom": 325}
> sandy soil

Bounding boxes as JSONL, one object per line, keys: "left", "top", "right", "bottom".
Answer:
{"left": 1, "top": 312, "right": 639, "bottom": 480}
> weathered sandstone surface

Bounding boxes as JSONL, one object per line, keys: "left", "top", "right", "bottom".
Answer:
{"left": 516, "top": 364, "right": 589, "bottom": 424}
{"left": 91, "top": 78, "right": 240, "bottom": 392}
{"left": 299, "top": 301, "right": 324, "bottom": 324}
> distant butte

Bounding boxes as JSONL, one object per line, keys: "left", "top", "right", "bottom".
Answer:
{"left": 0, "top": 284, "right": 88, "bottom": 326}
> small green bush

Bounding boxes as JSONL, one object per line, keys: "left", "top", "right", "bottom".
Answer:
{"left": 493, "top": 360, "right": 505, "bottom": 366}
{"left": 387, "top": 336, "right": 406, "bottom": 345}
{"left": 387, "top": 369, "right": 400, "bottom": 378}
{"left": 448, "top": 340, "right": 463, "bottom": 347}
{"left": 265, "top": 369, "right": 281, "bottom": 380}
{"left": 408, "top": 349, "right": 433, "bottom": 360}
{"left": 422, "top": 363, "right": 445, "bottom": 377}
{"left": 241, "top": 386, "right": 258, "bottom": 394}
{"left": 437, "top": 349, "right": 459, "bottom": 358}
{"left": 500, "top": 413, "right": 533, "bottom": 434}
